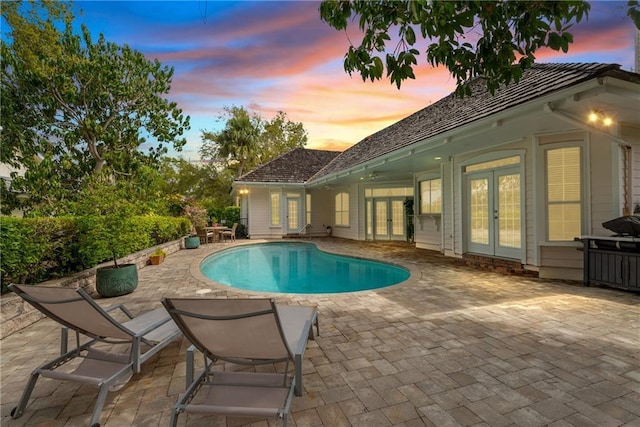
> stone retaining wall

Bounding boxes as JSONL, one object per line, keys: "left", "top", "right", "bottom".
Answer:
{"left": 0, "top": 238, "right": 185, "bottom": 338}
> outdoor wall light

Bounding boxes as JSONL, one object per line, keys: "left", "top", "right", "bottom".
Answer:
{"left": 588, "top": 110, "right": 612, "bottom": 126}
{"left": 238, "top": 189, "right": 249, "bottom": 195}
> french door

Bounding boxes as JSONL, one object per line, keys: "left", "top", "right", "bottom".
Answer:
{"left": 286, "top": 195, "right": 301, "bottom": 234}
{"left": 466, "top": 167, "right": 522, "bottom": 259}
{"left": 370, "top": 197, "right": 405, "bottom": 240}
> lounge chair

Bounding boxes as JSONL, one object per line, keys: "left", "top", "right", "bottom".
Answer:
{"left": 8, "top": 284, "right": 181, "bottom": 427}
{"left": 220, "top": 222, "right": 238, "bottom": 242}
{"left": 161, "top": 297, "right": 319, "bottom": 427}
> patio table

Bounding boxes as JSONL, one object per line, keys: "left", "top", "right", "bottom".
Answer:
{"left": 205, "top": 226, "right": 230, "bottom": 242}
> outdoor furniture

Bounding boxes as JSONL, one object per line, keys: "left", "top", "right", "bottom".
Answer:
{"left": 206, "top": 225, "right": 230, "bottom": 242}
{"left": 220, "top": 222, "right": 238, "bottom": 242}
{"left": 8, "top": 284, "right": 182, "bottom": 427}
{"left": 161, "top": 297, "right": 318, "bottom": 426}
{"left": 299, "top": 223, "right": 312, "bottom": 239}
{"left": 196, "top": 226, "right": 215, "bottom": 244}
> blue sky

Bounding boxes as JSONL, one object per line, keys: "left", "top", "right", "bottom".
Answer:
{"left": 10, "top": 1, "right": 640, "bottom": 159}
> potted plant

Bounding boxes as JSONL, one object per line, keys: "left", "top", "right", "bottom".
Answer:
{"left": 183, "top": 204, "right": 207, "bottom": 249}
{"left": 404, "top": 198, "right": 415, "bottom": 243}
{"left": 149, "top": 248, "right": 167, "bottom": 265}
{"left": 74, "top": 177, "right": 140, "bottom": 297}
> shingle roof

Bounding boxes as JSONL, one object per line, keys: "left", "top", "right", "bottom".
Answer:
{"left": 236, "top": 148, "right": 341, "bottom": 183}
{"left": 311, "top": 63, "right": 635, "bottom": 180}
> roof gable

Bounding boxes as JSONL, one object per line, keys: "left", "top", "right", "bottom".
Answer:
{"left": 236, "top": 148, "right": 340, "bottom": 184}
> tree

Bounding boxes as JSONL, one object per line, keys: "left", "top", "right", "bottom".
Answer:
{"left": 200, "top": 106, "right": 260, "bottom": 179}
{"left": 260, "top": 111, "right": 308, "bottom": 164}
{"left": 158, "top": 157, "right": 234, "bottom": 211}
{"left": 319, "top": 0, "right": 596, "bottom": 95}
{"left": 1, "top": 1, "right": 190, "bottom": 215}
{"left": 200, "top": 107, "right": 308, "bottom": 179}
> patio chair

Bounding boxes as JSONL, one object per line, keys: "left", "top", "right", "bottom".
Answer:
{"left": 220, "top": 222, "right": 238, "bottom": 242}
{"left": 196, "top": 226, "right": 215, "bottom": 244}
{"left": 8, "top": 284, "right": 182, "bottom": 427}
{"left": 161, "top": 297, "right": 319, "bottom": 427}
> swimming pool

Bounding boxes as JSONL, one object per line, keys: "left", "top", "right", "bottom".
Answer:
{"left": 200, "top": 242, "right": 410, "bottom": 294}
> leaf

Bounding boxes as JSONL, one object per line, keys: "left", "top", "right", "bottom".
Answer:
{"left": 405, "top": 26, "right": 416, "bottom": 45}
{"left": 547, "top": 32, "right": 561, "bottom": 50}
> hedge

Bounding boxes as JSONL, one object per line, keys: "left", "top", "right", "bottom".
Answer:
{"left": 0, "top": 215, "right": 190, "bottom": 293}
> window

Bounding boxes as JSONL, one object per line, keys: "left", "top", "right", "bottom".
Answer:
{"left": 546, "top": 146, "right": 581, "bottom": 241}
{"left": 306, "top": 194, "right": 311, "bottom": 225}
{"left": 335, "top": 192, "right": 349, "bottom": 226}
{"left": 270, "top": 192, "right": 280, "bottom": 226}
{"left": 419, "top": 178, "right": 442, "bottom": 214}
{"left": 465, "top": 156, "right": 520, "bottom": 172}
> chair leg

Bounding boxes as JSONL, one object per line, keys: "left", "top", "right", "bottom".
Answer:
{"left": 11, "top": 370, "right": 40, "bottom": 419}
{"left": 88, "top": 384, "right": 111, "bottom": 427}
{"left": 294, "top": 353, "right": 302, "bottom": 396}
{"left": 169, "top": 408, "right": 180, "bottom": 427}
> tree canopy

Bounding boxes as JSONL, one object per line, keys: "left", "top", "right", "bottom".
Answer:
{"left": 318, "top": 0, "right": 614, "bottom": 95}
{"left": 1, "top": 1, "right": 190, "bottom": 215}
{"left": 200, "top": 106, "right": 308, "bottom": 179}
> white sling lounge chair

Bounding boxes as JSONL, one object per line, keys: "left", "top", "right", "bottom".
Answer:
{"left": 161, "top": 297, "right": 319, "bottom": 427}
{"left": 8, "top": 284, "right": 181, "bottom": 427}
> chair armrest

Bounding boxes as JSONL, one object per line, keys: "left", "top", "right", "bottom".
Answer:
{"left": 104, "top": 303, "right": 134, "bottom": 319}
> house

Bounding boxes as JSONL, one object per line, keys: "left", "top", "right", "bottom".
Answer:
{"left": 234, "top": 63, "right": 640, "bottom": 280}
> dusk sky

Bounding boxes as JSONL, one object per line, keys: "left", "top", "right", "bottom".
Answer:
{"left": 37, "top": 2, "right": 640, "bottom": 158}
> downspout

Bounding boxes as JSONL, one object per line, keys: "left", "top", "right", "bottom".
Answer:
{"left": 543, "top": 103, "right": 633, "bottom": 215}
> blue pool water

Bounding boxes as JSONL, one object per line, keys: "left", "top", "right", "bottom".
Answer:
{"left": 200, "top": 242, "right": 410, "bottom": 294}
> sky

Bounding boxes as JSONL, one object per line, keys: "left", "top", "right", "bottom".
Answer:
{"left": 23, "top": 1, "right": 640, "bottom": 159}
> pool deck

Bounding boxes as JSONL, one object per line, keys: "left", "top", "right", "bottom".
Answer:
{"left": 1, "top": 238, "right": 639, "bottom": 426}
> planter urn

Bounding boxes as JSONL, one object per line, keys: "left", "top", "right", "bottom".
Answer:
{"left": 184, "top": 236, "right": 200, "bottom": 249}
{"left": 149, "top": 254, "right": 165, "bottom": 265}
{"left": 96, "top": 264, "right": 138, "bottom": 297}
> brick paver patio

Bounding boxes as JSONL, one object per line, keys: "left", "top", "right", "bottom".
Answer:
{"left": 1, "top": 239, "right": 638, "bottom": 426}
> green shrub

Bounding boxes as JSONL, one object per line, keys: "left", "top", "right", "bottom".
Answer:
{"left": 0, "top": 215, "right": 189, "bottom": 293}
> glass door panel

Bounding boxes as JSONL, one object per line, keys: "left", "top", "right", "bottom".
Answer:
{"left": 286, "top": 197, "right": 300, "bottom": 233}
{"left": 495, "top": 171, "right": 521, "bottom": 258}
{"left": 468, "top": 175, "right": 491, "bottom": 252}
{"left": 390, "top": 199, "right": 405, "bottom": 238}
{"left": 374, "top": 199, "right": 388, "bottom": 239}
{"left": 497, "top": 174, "right": 520, "bottom": 248}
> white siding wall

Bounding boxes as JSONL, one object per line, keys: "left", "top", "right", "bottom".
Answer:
{"left": 308, "top": 189, "right": 334, "bottom": 236}
{"left": 246, "top": 187, "right": 282, "bottom": 239}
{"left": 414, "top": 215, "right": 442, "bottom": 251}
{"left": 589, "top": 133, "right": 617, "bottom": 234}
{"left": 538, "top": 246, "right": 583, "bottom": 280}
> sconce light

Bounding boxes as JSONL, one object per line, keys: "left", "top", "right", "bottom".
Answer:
{"left": 238, "top": 189, "right": 249, "bottom": 195}
{"left": 588, "top": 110, "right": 612, "bottom": 127}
